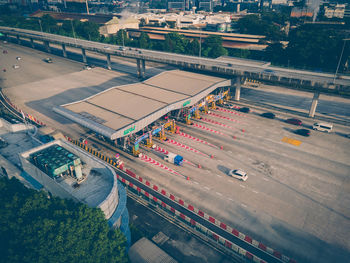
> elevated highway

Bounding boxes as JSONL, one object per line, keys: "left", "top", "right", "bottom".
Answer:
{"left": 1, "top": 26, "right": 350, "bottom": 118}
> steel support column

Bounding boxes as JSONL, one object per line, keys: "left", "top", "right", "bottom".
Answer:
{"left": 62, "top": 44, "right": 67, "bottom": 58}
{"left": 44, "top": 41, "right": 51, "bottom": 53}
{"left": 16, "top": 35, "right": 20, "bottom": 44}
{"left": 81, "top": 48, "right": 87, "bottom": 64}
{"left": 141, "top": 59, "right": 146, "bottom": 79}
{"left": 106, "top": 54, "right": 111, "bottom": 70}
{"left": 30, "top": 38, "right": 35, "bottom": 48}
{"left": 234, "top": 77, "right": 241, "bottom": 101}
{"left": 309, "top": 91, "right": 320, "bottom": 118}
{"left": 137, "top": 58, "right": 141, "bottom": 78}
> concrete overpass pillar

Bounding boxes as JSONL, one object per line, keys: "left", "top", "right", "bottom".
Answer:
{"left": 44, "top": 41, "right": 51, "bottom": 53}
{"left": 308, "top": 91, "right": 320, "bottom": 118}
{"left": 16, "top": 35, "right": 21, "bottom": 44}
{"left": 141, "top": 59, "right": 146, "bottom": 79}
{"left": 137, "top": 59, "right": 141, "bottom": 78}
{"left": 234, "top": 77, "right": 241, "bottom": 101}
{"left": 81, "top": 48, "right": 87, "bottom": 64}
{"left": 62, "top": 44, "right": 67, "bottom": 58}
{"left": 106, "top": 54, "right": 111, "bottom": 70}
{"left": 30, "top": 38, "right": 35, "bottom": 48}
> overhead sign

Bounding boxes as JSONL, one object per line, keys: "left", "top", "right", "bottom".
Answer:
{"left": 123, "top": 125, "right": 135, "bottom": 135}
{"left": 182, "top": 100, "right": 191, "bottom": 107}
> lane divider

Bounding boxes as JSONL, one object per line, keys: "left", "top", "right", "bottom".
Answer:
{"left": 201, "top": 117, "right": 243, "bottom": 132}
{"left": 216, "top": 107, "right": 246, "bottom": 117}
{"left": 209, "top": 112, "right": 242, "bottom": 123}
{"left": 193, "top": 123, "right": 230, "bottom": 137}
{"left": 178, "top": 132, "right": 219, "bottom": 149}
{"left": 67, "top": 135, "right": 295, "bottom": 263}
{"left": 166, "top": 138, "right": 209, "bottom": 158}
{"left": 154, "top": 145, "right": 197, "bottom": 168}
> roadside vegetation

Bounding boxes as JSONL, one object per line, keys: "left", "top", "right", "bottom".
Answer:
{"left": 0, "top": 177, "right": 128, "bottom": 263}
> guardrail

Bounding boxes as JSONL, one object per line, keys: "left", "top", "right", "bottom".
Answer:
{"left": 67, "top": 136, "right": 296, "bottom": 263}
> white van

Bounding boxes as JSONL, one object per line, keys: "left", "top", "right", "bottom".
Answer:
{"left": 313, "top": 122, "right": 333, "bottom": 132}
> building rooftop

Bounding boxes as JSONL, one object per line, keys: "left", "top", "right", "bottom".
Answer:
{"left": 54, "top": 70, "right": 229, "bottom": 140}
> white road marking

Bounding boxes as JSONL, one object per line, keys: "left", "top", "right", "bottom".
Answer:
{"left": 240, "top": 184, "right": 246, "bottom": 188}
{"left": 216, "top": 192, "right": 223, "bottom": 196}
{"left": 218, "top": 159, "right": 223, "bottom": 163}
{"left": 216, "top": 174, "right": 222, "bottom": 177}
{"left": 241, "top": 203, "right": 247, "bottom": 208}
{"left": 193, "top": 181, "right": 199, "bottom": 185}
{"left": 206, "top": 170, "right": 211, "bottom": 173}
{"left": 263, "top": 178, "right": 269, "bottom": 181}
{"left": 253, "top": 190, "right": 259, "bottom": 194}
{"left": 204, "top": 186, "right": 210, "bottom": 190}
{"left": 228, "top": 198, "right": 234, "bottom": 201}
{"left": 227, "top": 150, "right": 233, "bottom": 153}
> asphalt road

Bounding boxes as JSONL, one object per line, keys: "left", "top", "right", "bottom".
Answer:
{"left": 2, "top": 41, "right": 350, "bottom": 263}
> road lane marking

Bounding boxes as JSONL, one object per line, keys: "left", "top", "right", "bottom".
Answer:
{"left": 241, "top": 203, "right": 247, "bottom": 208}
{"left": 228, "top": 198, "right": 234, "bottom": 201}
{"left": 240, "top": 184, "right": 246, "bottom": 188}
{"left": 216, "top": 174, "right": 222, "bottom": 177}
{"left": 263, "top": 178, "right": 269, "bottom": 181}
{"left": 216, "top": 192, "right": 223, "bottom": 196}
{"left": 218, "top": 159, "right": 223, "bottom": 163}
{"left": 206, "top": 170, "right": 211, "bottom": 173}
{"left": 204, "top": 186, "right": 210, "bottom": 190}
{"left": 282, "top": 136, "right": 302, "bottom": 146}
{"left": 227, "top": 150, "right": 233, "bottom": 153}
{"left": 253, "top": 190, "right": 259, "bottom": 194}
{"left": 193, "top": 181, "right": 199, "bottom": 185}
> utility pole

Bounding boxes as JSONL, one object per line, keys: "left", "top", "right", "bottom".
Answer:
{"left": 85, "top": 0, "right": 90, "bottom": 14}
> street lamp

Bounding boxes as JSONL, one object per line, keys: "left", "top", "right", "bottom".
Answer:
{"left": 70, "top": 19, "right": 78, "bottom": 45}
{"left": 333, "top": 38, "right": 350, "bottom": 84}
{"left": 38, "top": 19, "right": 43, "bottom": 35}
{"left": 199, "top": 30, "right": 202, "bottom": 57}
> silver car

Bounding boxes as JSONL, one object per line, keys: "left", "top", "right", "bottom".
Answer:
{"left": 228, "top": 169, "right": 248, "bottom": 181}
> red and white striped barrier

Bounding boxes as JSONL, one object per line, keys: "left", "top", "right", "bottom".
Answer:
{"left": 193, "top": 123, "right": 229, "bottom": 137}
{"left": 209, "top": 112, "right": 243, "bottom": 123}
{"left": 178, "top": 132, "right": 219, "bottom": 149}
{"left": 216, "top": 107, "right": 246, "bottom": 117}
{"left": 140, "top": 153, "right": 185, "bottom": 178}
{"left": 201, "top": 117, "right": 242, "bottom": 132}
{"left": 114, "top": 169, "right": 296, "bottom": 263}
{"left": 166, "top": 138, "right": 209, "bottom": 157}
{"left": 154, "top": 146, "right": 197, "bottom": 167}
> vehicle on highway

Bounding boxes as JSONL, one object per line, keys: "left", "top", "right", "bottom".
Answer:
{"left": 286, "top": 118, "right": 302, "bottom": 126}
{"left": 263, "top": 69, "right": 275, "bottom": 74}
{"left": 104, "top": 46, "right": 111, "bottom": 50}
{"left": 295, "top": 128, "right": 311, "bottom": 137}
{"left": 12, "top": 64, "right": 19, "bottom": 69}
{"left": 2, "top": 50, "right": 7, "bottom": 54}
{"left": 228, "top": 169, "right": 248, "bottom": 181}
{"left": 260, "top": 112, "right": 276, "bottom": 119}
{"left": 43, "top": 57, "right": 53, "bottom": 63}
{"left": 16, "top": 56, "right": 21, "bottom": 60}
{"left": 313, "top": 122, "right": 333, "bottom": 132}
{"left": 119, "top": 46, "right": 126, "bottom": 51}
{"left": 239, "top": 107, "right": 250, "bottom": 113}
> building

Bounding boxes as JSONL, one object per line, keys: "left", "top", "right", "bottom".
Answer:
{"left": 167, "top": 0, "right": 190, "bottom": 11}
{"left": 19, "top": 139, "right": 131, "bottom": 245}
{"left": 198, "top": 0, "right": 213, "bottom": 12}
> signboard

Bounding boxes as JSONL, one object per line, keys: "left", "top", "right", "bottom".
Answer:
{"left": 123, "top": 125, "right": 135, "bottom": 135}
{"left": 135, "top": 133, "right": 149, "bottom": 145}
{"left": 134, "top": 144, "right": 139, "bottom": 151}
{"left": 152, "top": 127, "right": 162, "bottom": 135}
{"left": 182, "top": 100, "right": 191, "bottom": 107}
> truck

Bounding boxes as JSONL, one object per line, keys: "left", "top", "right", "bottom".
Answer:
{"left": 164, "top": 153, "right": 183, "bottom": 166}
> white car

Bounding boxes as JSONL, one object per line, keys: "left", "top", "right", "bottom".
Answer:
{"left": 228, "top": 169, "right": 248, "bottom": 181}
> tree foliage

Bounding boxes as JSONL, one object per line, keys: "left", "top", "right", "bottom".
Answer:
{"left": 0, "top": 177, "right": 127, "bottom": 263}
{"left": 202, "top": 36, "right": 228, "bottom": 58}
{"left": 163, "top": 32, "right": 188, "bottom": 54}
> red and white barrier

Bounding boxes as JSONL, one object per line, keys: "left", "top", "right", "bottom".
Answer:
{"left": 178, "top": 132, "right": 219, "bottom": 149}
{"left": 209, "top": 112, "right": 242, "bottom": 123}
{"left": 166, "top": 138, "right": 209, "bottom": 157}
{"left": 193, "top": 123, "right": 229, "bottom": 137}
{"left": 201, "top": 117, "right": 242, "bottom": 132}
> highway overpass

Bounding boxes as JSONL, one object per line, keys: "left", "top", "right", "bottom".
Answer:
{"left": 1, "top": 26, "right": 349, "bottom": 118}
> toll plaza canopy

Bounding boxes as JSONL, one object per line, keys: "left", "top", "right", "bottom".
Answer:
{"left": 54, "top": 70, "right": 230, "bottom": 140}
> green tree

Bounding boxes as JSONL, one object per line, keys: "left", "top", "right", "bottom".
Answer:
{"left": 0, "top": 177, "right": 127, "bottom": 263}
{"left": 202, "top": 36, "right": 228, "bottom": 58}
{"left": 138, "top": 32, "right": 151, "bottom": 49}
{"left": 163, "top": 32, "right": 188, "bottom": 53}
{"left": 186, "top": 39, "right": 200, "bottom": 56}
{"left": 116, "top": 29, "right": 129, "bottom": 46}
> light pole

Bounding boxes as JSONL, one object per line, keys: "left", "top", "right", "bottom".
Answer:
{"left": 333, "top": 38, "right": 350, "bottom": 84}
{"left": 38, "top": 19, "right": 43, "bottom": 35}
{"left": 199, "top": 30, "right": 202, "bottom": 57}
{"left": 70, "top": 19, "right": 77, "bottom": 45}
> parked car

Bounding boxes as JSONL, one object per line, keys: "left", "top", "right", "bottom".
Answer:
{"left": 12, "top": 64, "right": 19, "bottom": 69}
{"left": 16, "top": 56, "right": 21, "bottom": 60}
{"left": 295, "top": 129, "right": 311, "bottom": 137}
{"left": 260, "top": 112, "right": 275, "bottom": 119}
{"left": 286, "top": 118, "right": 302, "bottom": 126}
{"left": 313, "top": 122, "right": 333, "bottom": 133}
{"left": 239, "top": 107, "right": 250, "bottom": 113}
{"left": 43, "top": 57, "right": 52, "bottom": 63}
{"left": 228, "top": 169, "right": 248, "bottom": 181}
